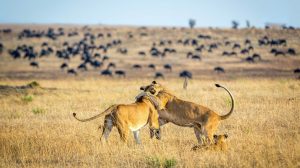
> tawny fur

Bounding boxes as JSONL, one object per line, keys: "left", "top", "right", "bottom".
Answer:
{"left": 73, "top": 96, "right": 161, "bottom": 144}
{"left": 140, "top": 81, "right": 234, "bottom": 145}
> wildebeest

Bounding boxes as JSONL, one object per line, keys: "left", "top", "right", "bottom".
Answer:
{"left": 294, "top": 68, "right": 300, "bottom": 74}
{"left": 232, "top": 43, "right": 241, "bottom": 50}
{"left": 138, "top": 51, "right": 146, "bottom": 56}
{"left": 164, "top": 64, "right": 172, "bottom": 72}
{"left": 60, "top": 63, "right": 68, "bottom": 70}
{"left": 115, "top": 70, "right": 126, "bottom": 77}
{"left": 94, "top": 53, "right": 101, "bottom": 58}
{"left": 287, "top": 48, "right": 296, "bottom": 55}
{"left": 191, "top": 55, "right": 201, "bottom": 61}
{"left": 186, "top": 52, "right": 193, "bottom": 58}
{"left": 101, "top": 69, "right": 113, "bottom": 77}
{"left": 222, "top": 51, "right": 237, "bottom": 56}
{"left": 275, "top": 51, "right": 285, "bottom": 56}
{"left": 252, "top": 53, "right": 262, "bottom": 61}
{"left": 154, "top": 72, "right": 164, "bottom": 79}
{"left": 132, "top": 64, "right": 142, "bottom": 69}
{"left": 102, "top": 55, "right": 109, "bottom": 61}
{"left": 245, "top": 56, "right": 254, "bottom": 63}
{"left": 78, "top": 63, "right": 88, "bottom": 71}
{"left": 148, "top": 64, "right": 156, "bottom": 70}
{"left": 90, "top": 60, "right": 102, "bottom": 68}
{"left": 107, "top": 62, "right": 116, "bottom": 69}
{"left": 30, "top": 61, "right": 39, "bottom": 68}
{"left": 240, "top": 49, "right": 249, "bottom": 55}
{"left": 179, "top": 70, "right": 192, "bottom": 79}
{"left": 0, "top": 43, "right": 3, "bottom": 54}
{"left": 214, "top": 66, "right": 225, "bottom": 73}
{"left": 67, "top": 69, "right": 77, "bottom": 75}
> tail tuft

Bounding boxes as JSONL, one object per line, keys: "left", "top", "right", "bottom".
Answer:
{"left": 215, "top": 84, "right": 221, "bottom": 87}
{"left": 73, "top": 113, "right": 76, "bottom": 117}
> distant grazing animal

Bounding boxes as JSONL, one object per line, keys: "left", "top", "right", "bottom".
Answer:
{"left": 252, "top": 53, "right": 262, "bottom": 61}
{"left": 179, "top": 70, "right": 192, "bottom": 79}
{"left": 94, "top": 53, "right": 101, "bottom": 58}
{"left": 163, "top": 64, "right": 172, "bottom": 72}
{"left": 60, "top": 63, "right": 68, "bottom": 70}
{"left": 191, "top": 55, "right": 201, "bottom": 61}
{"left": 91, "top": 60, "right": 102, "bottom": 68}
{"left": 186, "top": 52, "right": 193, "bottom": 58}
{"left": 0, "top": 43, "right": 3, "bottom": 54}
{"left": 73, "top": 92, "right": 162, "bottom": 144}
{"left": 214, "top": 67, "right": 225, "bottom": 73}
{"left": 222, "top": 51, "right": 237, "bottom": 56}
{"left": 107, "top": 62, "right": 116, "bottom": 69}
{"left": 30, "top": 61, "right": 39, "bottom": 68}
{"left": 154, "top": 72, "right": 164, "bottom": 79}
{"left": 240, "top": 49, "right": 249, "bottom": 55}
{"left": 232, "top": 43, "right": 241, "bottom": 50}
{"left": 67, "top": 69, "right": 77, "bottom": 75}
{"left": 115, "top": 70, "right": 126, "bottom": 77}
{"left": 287, "top": 48, "right": 296, "bottom": 55}
{"left": 78, "top": 63, "right": 88, "bottom": 71}
{"left": 101, "top": 69, "right": 113, "bottom": 77}
{"left": 245, "top": 39, "right": 251, "bottom": 45}
{"left": 148, "top": 64, "right": 156, "bottom": 70}
{"left": 133, "top": 64, "right": 142, "bottom": 69}
{"left": 102, "top": 55, "right": 109, "bottom": 61}
{"left": 138, "top": 51, "right": 146, "bottom": 56}
{"left": 245, "top": 56, "right": 254, "bottom": 63}
{"left": 275, "top": 51, "right": 285, "bottom": 56}
{"left": 294, "top": 68, "right": 300, "bottom": 74}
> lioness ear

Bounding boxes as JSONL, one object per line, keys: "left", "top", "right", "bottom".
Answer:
{"left": 152, "top": 81, "right": 157, "bottom": 84}
{"left": 224, "top": 134, "right": 228, "bottom": 138}
{"left": 140, "top": 86, "right": 146, "bottom": 90}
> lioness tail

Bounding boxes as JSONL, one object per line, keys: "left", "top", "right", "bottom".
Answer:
{"left": 73, "top": 105, "right": 117, "bottom": 122}
{"left": 215, "top": 84, "right": 235, "bottom": 120}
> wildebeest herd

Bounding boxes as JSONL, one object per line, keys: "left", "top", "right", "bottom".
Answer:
{"left": 0, "top": 26, "right": 299, "bottom": 79}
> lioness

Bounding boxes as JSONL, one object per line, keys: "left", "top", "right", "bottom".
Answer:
{"left": 140, "top": 81, "right": 234, "bottom": 145}
{"left": 191, "top": 134, "right": 228, "bottom": 151}
{"left": 73, "top": 93, "right": 161, "bottom": 144}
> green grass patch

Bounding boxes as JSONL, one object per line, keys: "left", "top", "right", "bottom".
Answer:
{"left": 32, "top": 108, "right": 45, "bottom": 115}
{"left": 21, "top": 95, "right": 33, "bottom": 103}
{"left": 146, "top": 156, "right": 177, "bottom": 168}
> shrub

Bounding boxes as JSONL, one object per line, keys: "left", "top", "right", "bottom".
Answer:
{"left": 32, "top": 108, "right": 45, "bottom": 115}
{"left": 146, "top": 156, "right": 177, "bottom": 168}
{"left": 21, "top": 95, "right": 33, "bottom": 103}
{"left": 27, "top": 81, "right": 40, "bottom": 88}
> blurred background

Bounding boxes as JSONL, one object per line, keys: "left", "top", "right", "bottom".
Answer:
{"left": 1, "top": 0, "right": 299, "bottom": 28}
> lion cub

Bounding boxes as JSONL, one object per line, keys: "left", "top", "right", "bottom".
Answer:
{"left": 192, "top": 134, "right": 228, "bottom": 151}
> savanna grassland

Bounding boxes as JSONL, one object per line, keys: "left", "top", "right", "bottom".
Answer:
{"left": 0, "top": 25, "right": 300, "bottom": 167}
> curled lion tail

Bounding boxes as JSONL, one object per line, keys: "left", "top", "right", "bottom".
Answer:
{"left": 73, "top": 105, "right": 117, "bottom": 122}
{"left": 215, "top": 84, "right": 235, "bottom": 120}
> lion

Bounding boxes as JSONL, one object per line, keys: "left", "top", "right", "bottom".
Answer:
{"left": 73, "top": 92, "right": 162, "bottom": 144}
{"left": 191, "top": 134, "right": 228, "bottom": 151}
{"left": 139, "top": 81, "right": 234, "bottom": 145}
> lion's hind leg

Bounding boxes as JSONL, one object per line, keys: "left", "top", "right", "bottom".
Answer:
{"left": 100, "top": 116, "right": 113, "bottom": 142}
{"left": 116, "top": 123, "right": 129, "bottom": 143}
{"left": 133, "top": 131, "right": 141, "bottom": 144}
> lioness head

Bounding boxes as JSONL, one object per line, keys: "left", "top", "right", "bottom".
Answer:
{"left": 140, "top": 81, "right": 164, "bottom": 96}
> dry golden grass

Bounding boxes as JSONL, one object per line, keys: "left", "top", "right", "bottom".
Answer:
{"left": 0, "top": 78, "right": 299, "bottom": 167}
{"left": 0, "top": 25, "right": 300, "bottom": 167}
